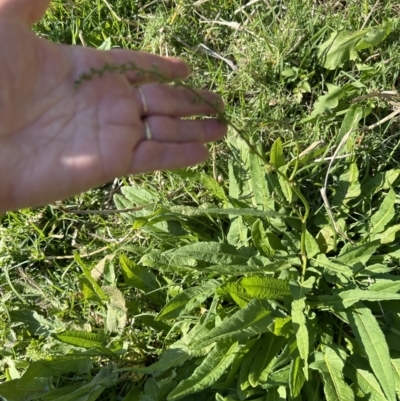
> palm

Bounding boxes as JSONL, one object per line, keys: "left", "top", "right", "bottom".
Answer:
{"left": 0, "top": 3, "right": 225, "bottom": 212}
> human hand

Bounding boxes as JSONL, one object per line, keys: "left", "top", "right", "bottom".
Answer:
{"left": 0, "top": 0, "right": 226, "bottom": 213}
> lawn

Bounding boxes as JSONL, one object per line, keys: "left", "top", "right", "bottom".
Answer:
{"left": 2, "top": 0, "right": 400, "bottom": 400}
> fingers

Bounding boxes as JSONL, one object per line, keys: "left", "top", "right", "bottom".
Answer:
{"left": 109, "top": 50, "right": 190, "bottom": 84}
{"left": 131, "top": 142, "right": 209, "bottom": 174}
{"left": 135, "top": 84, "right": 224, "bottom": 118}
{"left": 142, "top": 117, "right": 227, "bottom": 143}
{"left": 0, "top": 0, "right": 50, "bottom": 25}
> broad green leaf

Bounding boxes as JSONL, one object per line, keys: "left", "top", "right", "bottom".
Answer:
{"left": 157, "top": 280, "right": 219, "bottom": 320}
{"left": 290, "top": 276, "right": 315, "bottom": 377}
{"left": 251, "top": 220, "right": 285, "bottom": 257}
{"left": 305, "top": 230, "right": 320, "bottom": 259}
{"left": 278, "top": 170, "right": 293, "bottom": 204}
{"left": 373, "top": 224, "right": 400, "bottom": 244}
{"left": 120, "top": 255, "right": 162, "bottom": 304}
{"left": 213, "top": 339, "right": 257, "bottom": 391}
{"left": 332, "top": 163, "right": 361, "bottom": 207}
{"left": 369, "top": 189, "right": 395, "bottom": 235}
{"left": 240, "top": 276, "right": 291, "bottom": 300}
{"left": 249, "top": 152, "right": 274, "bottom": 209}
{"left": 227, "top": 216, "right": 248, "bottom": 246}
{"left": 368, "top": 278, "right": 400, "bottom": 293}
{"left": 75, "top": 254, "right": 108, "bottom": 301}
{"left": 42, "top": 366, "right": 118, "bottom": 401}
{"left": 167, "top": 341, "right": 240, "bottom": 400}
{"left": 310, "top": 346, "right": 354, "bottom": 401}
{"left": 53, "top": 331, "right": 107, "bottom": 348}
{"left": 192, "top": 299, "right": 274, "bottom": 349}
{"left": 239, "top": 337, "right": 264, "bottom": 391}
{"left": 318, "top": 31, "right": 360, "bottom": 69}
{"left": 53, "top": 331, "right": 115, "bottom": 358}
{"left": 270, "top": 138, "right": 285, "bottom": 169}
{"left": 391, "top": 358, "right": 400, "bottom": 397}
{"left": 19, "top": 357, "right": 92, "bottom": 386}
{"left": 266, "top": 386, "right": 287, "bottom": 401}
{"left": 200, "top": 174, "right": 227, "bottom": 202}
{"left": 346, "top": 304, "right": 395, "bottom": 401}
{"left": 317, "top": 289, "right": 400, "bottom": 310}
{"left": 164, "top": 242, "right": 255, "bottom": 267}
{"left": 318, "top": 21, "right": 392, "bottom": 69}
{"left": 311, "top": 254, "right": 353, "bottom": 276}
{"left": 204, "top": 259, "right": 292, "bottom": 275}
{"left": 139, "top": 347, "right": 190, "bottom": 375}
{"left": 218, "top": 281, "right": 252, "bottom": 308}
{"left": 343, "top": 354, "right": 387, "bottom": 401}
{"left": 337, "top": 105, "right": 363, "bottom": 143}
{"left": 0, "top": 378, "right": 48, "bottom": 401}
{"left": 359, "top": 169, "right": 400, "bottom": 200}
{"left": 289, "top": 356, "right": 306, "bottom": 398}
{"left": 336, "top": 240, "right": 380, "bottom": 270}
{"left": 103, "top": 286, "right": 127, "bottom": 333}
{"left": 248, "top": 332, "right": 285, "bottom": 386}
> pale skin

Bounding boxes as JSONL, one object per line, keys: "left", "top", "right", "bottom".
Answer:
{"left": 0, "top": 0, "right": 227, "bottom": 213}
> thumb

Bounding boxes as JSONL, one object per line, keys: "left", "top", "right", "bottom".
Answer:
{"left": 0, "top": 0, "right": 50, "bottom": 25}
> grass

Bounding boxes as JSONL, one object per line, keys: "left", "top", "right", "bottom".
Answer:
{"left": 2, "top": 0, "right": 400, "bottom": 400}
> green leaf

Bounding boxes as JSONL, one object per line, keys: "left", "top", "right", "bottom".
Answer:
{"left": 103, "top": 286, "right": 127, "bottom": 333}
{"left": 157, "top": 280, "right": 219, "bottom": 320}
{"left": 311, "top": 254, "right": 353, "bottom": 276}
{"left": 164, "top": 242, "right": 254, "bottom": 266}
{"left": 318, "top": 21, "right": 392, "bottom": 69}
{"left": 270, "top": 138, "right": 285, "bottom": 169}
{"left": 120, "top": 255, "right": 162, "bottom": 305}
{"left": 332, "top": 163, "right": 361, "bottom": 207}
{"left": 317, "top": 289, "right": 400, "bottom": 310}
{"left": 240, "top": 276, "right": 291, "bottom": 300}
{"left": 0, "top": 378, "right": 48, "bottom": 401}
{"left": 167, "top": 341, "right": 240, "bottom": 400}
{"left": 305, "top": 230, "right": 320, "bottom": 259}
{"left": 75, "top": 254, "right": 108, "bottom": 302}
{"left": 290, "top": 276, "right": 315, "bottom": 377}
{"left": 336, "top": 240, "right": 380, "bottom": 271}
{"left": 289, "top": 356, "right": 306, "bottom": 398}
{"left": 192, "top": 299, "right": 274, "bottom": 349}
{"left": 42, "top": 366, "right": 118, "bottom": 401}
{"left": 343, "top": 354, "right": 387, "bottom": 401}
{"left": 53, "top": 330, "right": 115, "bottom": 357}
{"left": 249, "top": 152, "right": 274, "bottom": 209}
{"left": 337, "top": 105, "right": 364, "bottom": 143}
{"left": 310, "top": 346, "right": 354, "bottom": 401}
{"left": 346, "top": 304, "right": 395, "bottom": 401}
{"left": 139, "top": 347, "right": 190, "bottom": 375}
{"left": 200, "top": 174, "right": 227, "bottom": 202}
{"left": 248, "top": 332, "right": 285, "bottom": 386}
{"left": 218, "top": 281, "right": 252, "bottom": 308}
{"left": 19, "top": 357, "right": 92, "bottom": 386}
{"left": 369, "top": 189, "right": 396, "bottom": 235}
{"left": 53, "top": 331, "right": 108, "bottom": 348}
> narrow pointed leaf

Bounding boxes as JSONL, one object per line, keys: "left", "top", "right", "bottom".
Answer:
{"left": 248, "top": 333, "right": 285, "bottom": 386}
{"left": 193, "top": 299, "right": 274, "bottom": 349}
{"left": 167, "top": 341, "right": 240, "bottom": 400}
{"left": 346, "top": 304, "right": 395, "bottom": 401}
{"left": 157, "top": 280, "right": 219, "bottom": 320}
{"left": 369, "top": 189, "right": 395, "bottom": 235}
{"left": 310, "top": 347, "right": 354, "bottom": 401}
{"left": 270, "top": 138, "right": 285, "bottom": 169}
{"left": 240, "top": 276, "right": 291, "bottom": 300}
